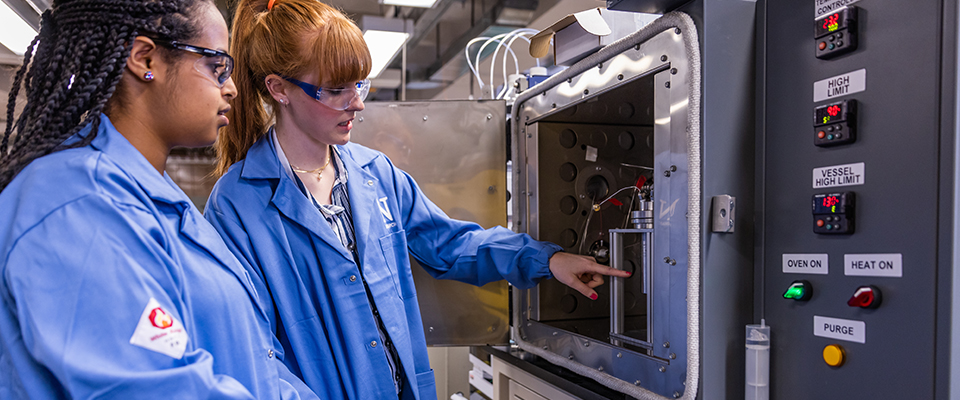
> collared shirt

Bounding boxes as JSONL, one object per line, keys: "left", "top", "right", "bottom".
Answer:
{"left": 271, "top": 129, "right": 404, "bottom": 396}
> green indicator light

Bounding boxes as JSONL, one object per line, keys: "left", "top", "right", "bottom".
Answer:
{"left": 783, "top": 286, "right": 804, "bottom": 299}
{"left": 783, "top": 280, "right": 812, "bottom": 301}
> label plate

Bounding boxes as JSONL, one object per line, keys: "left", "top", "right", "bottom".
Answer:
{"left": 844, "top": 253, "right": 903, "bottom": 277}
{"left": 783, "top": 254, "right": 829, "bottom": 275}
{"left": 814, "top": 69, "right": 866, "bottom": 102}
{"left": 813, "top": 162, "right": 865, "bottom": 188}
{"left": 814, "top": 315, "right": 866, "bottom": 344}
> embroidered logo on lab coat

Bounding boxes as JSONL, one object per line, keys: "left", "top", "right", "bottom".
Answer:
{"left": 378, "top": 197, "right": 397, "bottom": 228}
{"left": 129, "top": 298, "right": 188, "bottom": 359}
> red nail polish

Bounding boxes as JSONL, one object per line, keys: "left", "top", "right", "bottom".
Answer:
{"left": 625, "top": 271, "right": 633, "bottom": 277}
{"left": 590, "top": 293, "right": 598, "bottom": 300}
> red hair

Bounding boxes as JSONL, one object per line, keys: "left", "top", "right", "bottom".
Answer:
{"left": 216, "top": 0, "right": 371, "bottom": 176}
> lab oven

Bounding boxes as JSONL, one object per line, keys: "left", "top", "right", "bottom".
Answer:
{"left": 351, "top": 2, "right": 757, "bottom": 398}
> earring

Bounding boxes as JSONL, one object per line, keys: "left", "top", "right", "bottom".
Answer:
{"left": 280, "top": 99, "right": 288, "bottom": 105}
{"left": 143, "top": 71, "right": 154, "bottom": 81}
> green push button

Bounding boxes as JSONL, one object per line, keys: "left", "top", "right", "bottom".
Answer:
{"left": 783, "top": 280, "right": 813, "bottom": 301}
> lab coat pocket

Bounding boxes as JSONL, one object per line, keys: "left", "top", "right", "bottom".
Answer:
{"left": 415, "top": 369, "right": 437, "bottom": 400}
{"left": 379, "top": 231, "right": 417, "bottom": 299}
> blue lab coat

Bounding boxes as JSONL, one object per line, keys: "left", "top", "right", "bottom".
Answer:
{"left": 0, "top": 116, "right": 317, "bottom": 399}
{"left": 204, "top": 133, "right": 562, "bottom": 400}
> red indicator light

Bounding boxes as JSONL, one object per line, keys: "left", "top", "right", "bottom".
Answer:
{"left": 847, "top": 285, "right": 882, "bottom": 309}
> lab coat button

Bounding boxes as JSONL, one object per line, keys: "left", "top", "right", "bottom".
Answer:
{"left": 370, "top": 341, "right": 378, "bottom": 348}
{"left": 349, "top": 275, "right": 357, "bottom": 282}
{"left": 366, "top": 180, "right": 374, "bottom": 186}
{"left": 268, "top": 349, "right": 275, "bottom": 359}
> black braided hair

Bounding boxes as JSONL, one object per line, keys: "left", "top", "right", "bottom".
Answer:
{"left": 0, "top": 0, "right": 212, "bottom": 189}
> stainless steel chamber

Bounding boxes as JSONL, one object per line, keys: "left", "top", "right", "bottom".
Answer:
{"left": 511, "top": 13, "right": 695, "bottom": 398}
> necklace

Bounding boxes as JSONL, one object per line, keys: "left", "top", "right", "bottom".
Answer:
{"left": 291, "top": 147, "right": 332, "bottom": 180}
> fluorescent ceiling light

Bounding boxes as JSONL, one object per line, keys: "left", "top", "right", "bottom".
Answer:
{"left": 380, "top": 0, "right": 439, "bottom": 8}
{"left": 363, "top": 30, "right": 409, "bottom": 79}
{"left": 0, "top": 1, "right": 37, "bottom": 56}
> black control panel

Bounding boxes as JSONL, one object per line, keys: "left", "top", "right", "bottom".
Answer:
{"left": 815, "top": 6, "right": 858, "bottom": 59}
{"left": 812, "top": 192, "right": 855, "bottom": 234}
{"left": 813, "top": 100, "right": 857, "bottom": 146}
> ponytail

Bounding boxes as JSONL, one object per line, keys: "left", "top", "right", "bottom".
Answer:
{"left": 215, "top": 0, "right": 371, "bottom": 176}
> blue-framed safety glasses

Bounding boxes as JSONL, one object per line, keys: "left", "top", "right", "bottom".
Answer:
{"left": 281, "top": 75, "right": 370, "bottom": 110}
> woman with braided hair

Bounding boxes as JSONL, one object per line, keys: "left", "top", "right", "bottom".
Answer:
{"left": 0, "top": 0, "right": 318, "bottom": 398}
{"left": 203, "top": 0, "right": 630, "bottom": 399}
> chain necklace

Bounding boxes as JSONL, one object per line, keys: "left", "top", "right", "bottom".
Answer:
{"left": 291, "top": 147, "right": 332, "bottom": 180}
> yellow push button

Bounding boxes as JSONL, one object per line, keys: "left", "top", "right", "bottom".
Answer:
{"left": 823, "top": 344, "right": 845, "bottom": 367}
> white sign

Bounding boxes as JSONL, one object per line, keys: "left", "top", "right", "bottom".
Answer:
{"left": 815, "top": 0, "right": 861, "bottom": 19}
{"left": 845, "top": 253, "right": 903, "bottom": 277}
{"left": 814, "top": 315, "right": 866, "bottom": 344}
{"left": 783, "top": 254, "right": 829, "bottom": 275}
{"left": 814, "top": 69, "right": 866, "bottom": 102}
{"left": 813, "top": 162, "right": 865, "bottom": 188}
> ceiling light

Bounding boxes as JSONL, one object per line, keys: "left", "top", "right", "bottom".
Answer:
{"left": 361, "top": 16, "right": 413, "bottom": 79}
{"left": 379, "top": 0, "right": 439, "bottom": 8}
{"left": 0, "top": 0, "right": 38, "bottom": 55}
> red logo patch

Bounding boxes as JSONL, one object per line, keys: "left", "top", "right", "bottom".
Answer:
{"left": 149, "top": 307, "right": 174, "bottom": 329}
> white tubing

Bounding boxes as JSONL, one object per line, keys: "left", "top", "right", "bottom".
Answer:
{"left": 513, "top": 11, "right": 702, "bottom": 400}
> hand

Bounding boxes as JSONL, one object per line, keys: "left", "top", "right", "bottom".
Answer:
{"left": 547, "top": 252, "right": 632, "bottom": 300}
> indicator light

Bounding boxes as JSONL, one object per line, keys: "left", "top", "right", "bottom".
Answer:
{"left": 782, "top": 280, "right": 812, "bottom": 301}
{"left": 823, "top": 344, "right": 845, "bottom": 367}
{"left": 847, "top": 285, "right": 882, "bottom": 309}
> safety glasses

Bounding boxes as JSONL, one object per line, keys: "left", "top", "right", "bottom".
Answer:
{"left": 155, "top": 39, "right": 234, "bottom": 87}
{"left": 281, "top": 75, "right": 370, "bottom": 111}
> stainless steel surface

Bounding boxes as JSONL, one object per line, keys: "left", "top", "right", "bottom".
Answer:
{"left": 351, "top": 100, "right": 510, "bottom": 346}
{"left": 710, "top": 194, "right": 735, "bottom": 233}
{"left": 513, "top": 25, "right": 690, "bottom": 397}
{"left": 609, "top": 229, "right": 623, "bottom": 345}
{"left": 166, "top": 153, "right": 218, "bottom": 211}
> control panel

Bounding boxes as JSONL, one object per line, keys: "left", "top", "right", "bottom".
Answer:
{"left": 814, "top": 100, "right": 856, "bottom": 146}
{"left": 811, "top": 192, "right": 854, "bottom": 234}
{"left": 815, "top": 6, "right": 858, "bottom": 59}
{"left": 760, "top": 0, "right": 949, "bottom": 398}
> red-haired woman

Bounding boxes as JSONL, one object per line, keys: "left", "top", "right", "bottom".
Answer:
{"left": 204, "top": 1, "right": 631, "bottom": 399}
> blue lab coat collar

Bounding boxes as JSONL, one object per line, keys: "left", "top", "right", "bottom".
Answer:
{"left": 238, "top": 130, "right": 383, "bottom": 264}
{"left": 83, "top": 114, "right": 267, "bottom": 320}
{"left": 86, "top": 114, "right": 190, "bottom": 208}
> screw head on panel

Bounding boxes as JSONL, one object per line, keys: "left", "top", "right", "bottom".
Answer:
{"left": 423, "top": 115, "right": 428, "bottom": 121}
{"left": 664, "top": 341, "right": 671, "bottom": 348}
{"left": 617, "top": 352, "right": 622, "bottom": 358}
{"left": 659, "top": 366, "right": 666, "bottom": 373}
{"left": 671, "top": 68, "right": 678, "bottom": 75}
{"left": 618, "top": 74, "right": 624, "bottom": 81}
{"left": 661, "top": 55, "right": 668, "bottom": 62}
{"left": 670, "top": 353, "right": 677, "bottom": 359}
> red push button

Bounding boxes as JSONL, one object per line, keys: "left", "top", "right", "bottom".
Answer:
{"left": 816, "top": 219, "right": 825, "bottom": 227}
{"left": 818, "top": 130, "right": 826, "bottom": 139}
{"left": 819, "top": 41, "right": 827, "bottom": 50}
{"left": 847, "top": 285, "right": 882, "bottom": 309}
